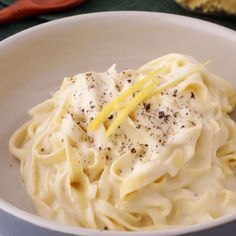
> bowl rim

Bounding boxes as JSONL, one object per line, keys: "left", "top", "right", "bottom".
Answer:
{"left": 0, "top": 11, "right": 236, "bottom": 236}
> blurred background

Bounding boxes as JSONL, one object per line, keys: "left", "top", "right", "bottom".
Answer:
{"left": 0, "top": 0, "right": 235, "bottom": 41}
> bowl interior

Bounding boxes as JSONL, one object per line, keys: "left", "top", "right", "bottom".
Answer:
{"left": 0, "top": 11, "right": 236, "bottom": 235}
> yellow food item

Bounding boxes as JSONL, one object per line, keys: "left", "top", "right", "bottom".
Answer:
{"left": 176, "top": 0, "right": 236, "bottom": 15}
{"left": 92, "top": 61, "right": 209, "bottom": 136}
{"left": 88, "top": 67, "right": 164, "bottom": 132}
{"left": 9, "top": 54, "right": 236, "bottom": 231}
{"left": 106, "top": 78, "right": 161, "bottom": 137}
{"left": 150, "top": 60, "right": 210, "bottom": 97}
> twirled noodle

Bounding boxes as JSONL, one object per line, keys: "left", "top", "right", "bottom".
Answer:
{"left": 9, "top": 54, "right": 236, "bottom": 231}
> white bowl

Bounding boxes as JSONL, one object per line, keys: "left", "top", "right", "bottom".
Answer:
{"left": 0, "top": 11, "right": 236, "bottom": 236}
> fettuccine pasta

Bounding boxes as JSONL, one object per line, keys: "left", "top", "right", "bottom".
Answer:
{"left": 9, "top": 54, "right": 236, "bottom": 231}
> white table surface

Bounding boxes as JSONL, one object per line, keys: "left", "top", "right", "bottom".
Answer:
{"left": 0, "top": 210, "right": 236, "bottom": 236}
